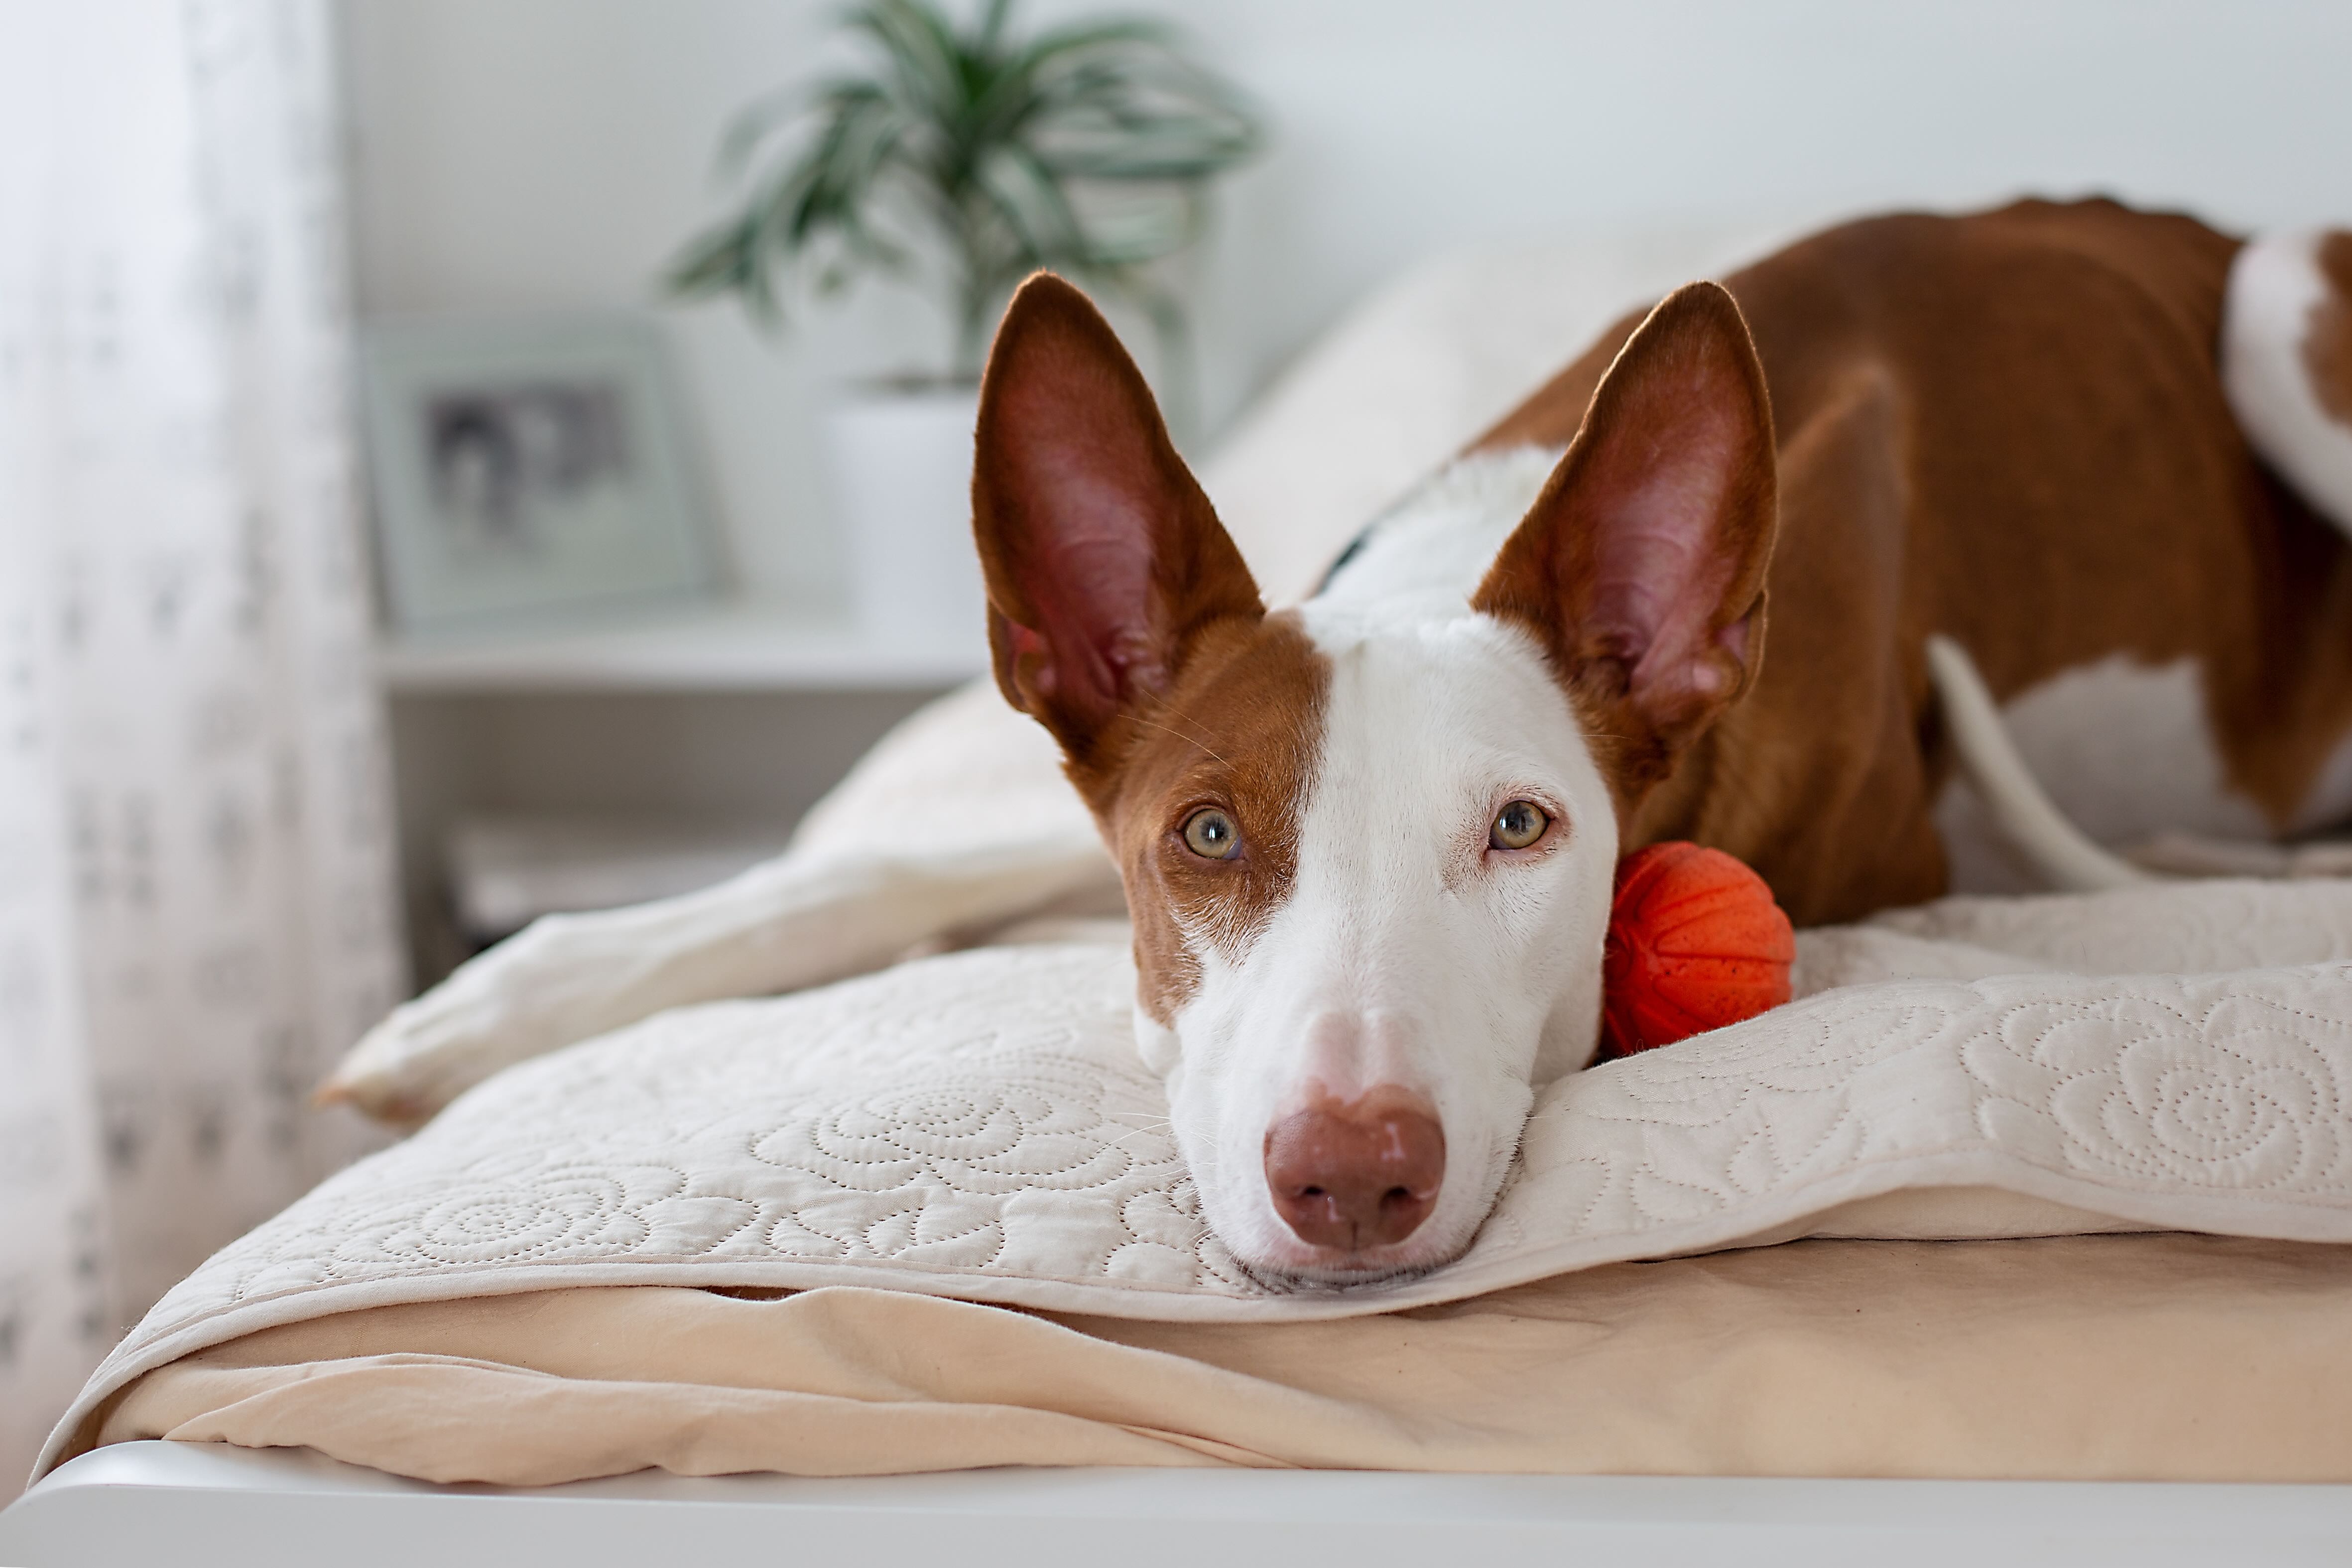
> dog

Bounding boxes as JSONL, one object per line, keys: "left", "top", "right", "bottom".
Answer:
{"left": 327, "top": 199, "right": 2352, "bottom": 1284}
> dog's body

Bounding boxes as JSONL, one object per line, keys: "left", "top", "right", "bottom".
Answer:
{"left": 328, "top": 200, "right": 2352, "bottom": 1283}
{"left": 1476, "top": 200, "right": 2352, "bottom": 925}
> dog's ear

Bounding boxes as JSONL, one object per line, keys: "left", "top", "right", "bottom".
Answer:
{"left": 1473, "top": 281, "right": 1778, "bottom": 806}
{"left": 973, "top": 273, "right": 1263, "bottom": 767}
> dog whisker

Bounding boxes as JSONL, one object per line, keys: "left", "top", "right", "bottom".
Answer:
{"left": 1130, "top": 699, "right": 1235, "bottom": 770}
{"left": 1131, "top": 715, "right": 1236, "bottom": 769}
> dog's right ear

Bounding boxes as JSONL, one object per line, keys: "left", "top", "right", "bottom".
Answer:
{"left": 972, "top": 274, "right": 1263, "bottom": 768}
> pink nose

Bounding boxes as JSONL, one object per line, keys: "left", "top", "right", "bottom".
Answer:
{"left": 1263, "top": 1088, "right": 1446, "bottom": 1252}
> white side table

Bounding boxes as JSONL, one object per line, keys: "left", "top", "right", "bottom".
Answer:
{"left": 376, "top": 605, "right": 984, "bottom": 984}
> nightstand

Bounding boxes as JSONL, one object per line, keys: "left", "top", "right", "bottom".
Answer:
{"left": 376, "top": 604, "right": 983, "bottom": 988}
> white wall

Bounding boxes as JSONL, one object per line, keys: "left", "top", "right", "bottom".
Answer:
{"left": 340, "top": 0, "right": 2352, "bottom": 613}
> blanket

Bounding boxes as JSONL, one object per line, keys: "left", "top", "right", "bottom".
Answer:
{"left": 82, "top": 1235, "right": 2352, "bottom": 1484}
{"left": 38, "top": 878, "right": 2352, "bottom": 1476}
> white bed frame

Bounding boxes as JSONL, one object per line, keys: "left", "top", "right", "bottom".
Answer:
{"left": 6, "top": 1444, "right": 2352, "bottom": 1567}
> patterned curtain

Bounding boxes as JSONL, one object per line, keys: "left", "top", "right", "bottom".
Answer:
{"left": 0, "top": 0, "right": 405, "bottom": 1490}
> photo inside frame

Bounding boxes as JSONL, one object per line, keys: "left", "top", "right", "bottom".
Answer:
{"left": 360, "top": 312, "right": 721, "bottom": 637}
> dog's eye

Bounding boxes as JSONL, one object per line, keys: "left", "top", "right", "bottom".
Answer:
{"left": 1489, "top": 800, "right": 1549, "bottom": 850}
{"left": 1181, "top": 807, "right": 1241, "bottom": 860}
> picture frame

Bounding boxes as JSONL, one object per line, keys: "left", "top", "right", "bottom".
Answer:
{"left": 358, "top": 311, "right": 723, "bottom": 637}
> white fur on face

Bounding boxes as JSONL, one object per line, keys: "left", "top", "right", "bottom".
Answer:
{"left": 1155, "top": 604, "right": 1618, "bottom": 1282}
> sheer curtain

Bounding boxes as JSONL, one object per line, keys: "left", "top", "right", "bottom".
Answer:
{"left": 0, "top": 0, "right": 405, "bottom": 1489}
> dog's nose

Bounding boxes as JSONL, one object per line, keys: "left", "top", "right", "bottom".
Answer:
{"left": 1263, "top": 1089, "right": 1445, "bottom": 1252}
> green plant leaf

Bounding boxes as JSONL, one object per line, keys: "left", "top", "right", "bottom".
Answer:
{"left": 665, "top": 0, "right": 1265, "bottom": 382}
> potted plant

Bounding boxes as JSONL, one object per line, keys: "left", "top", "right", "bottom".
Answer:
{"left": 669, "top": 0, "right": 1262, "bottom": 649}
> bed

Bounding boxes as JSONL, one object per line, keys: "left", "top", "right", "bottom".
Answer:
{"left": 12, "top": 1443, "right": 2352, "bottom": 1568}
{"left": 11, "top": 226, "right": 2352, "bottom": 1561}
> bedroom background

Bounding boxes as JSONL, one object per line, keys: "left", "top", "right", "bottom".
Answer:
{"left": 3, "top": 0, "right": 2349, "bottom": 1494}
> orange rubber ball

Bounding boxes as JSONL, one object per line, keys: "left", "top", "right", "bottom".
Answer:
{"left": 1600, "top": 841, "right": 1795, "bottom": 1060}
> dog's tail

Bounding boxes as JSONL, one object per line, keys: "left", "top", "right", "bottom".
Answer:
{"left": 1924, "top": 635, "right": 2161, "bottom": 893}
{"left": 2225, "top": 229, "right": 2352, "bottom": 537}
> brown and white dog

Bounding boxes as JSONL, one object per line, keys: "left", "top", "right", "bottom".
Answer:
{"left": 327, "top": 200, "right": 2352, "bottom": 1285}
{"left": 966, "top": 199, "right": 2352, "bottom": 1280}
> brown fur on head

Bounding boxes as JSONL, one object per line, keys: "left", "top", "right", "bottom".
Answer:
{"left": 970, "top": 274, "right": 1331, "bottom": 1028}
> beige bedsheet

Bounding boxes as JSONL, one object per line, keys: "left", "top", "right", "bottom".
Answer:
{"left": 82, "top": 1233, "right": 2352, "bottom": 1486}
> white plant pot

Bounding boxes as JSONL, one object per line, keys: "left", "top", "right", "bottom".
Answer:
{"left": 824, "top": 385, "right": 988, "bottom": 658}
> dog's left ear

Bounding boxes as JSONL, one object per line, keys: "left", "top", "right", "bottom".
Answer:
{"left": 1473, "top": 280, "right": 1778, "bottom": 805}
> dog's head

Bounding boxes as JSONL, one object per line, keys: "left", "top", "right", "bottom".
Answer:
{"left": 973, "top": 276, "right": 1776, "bottom": 1281}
